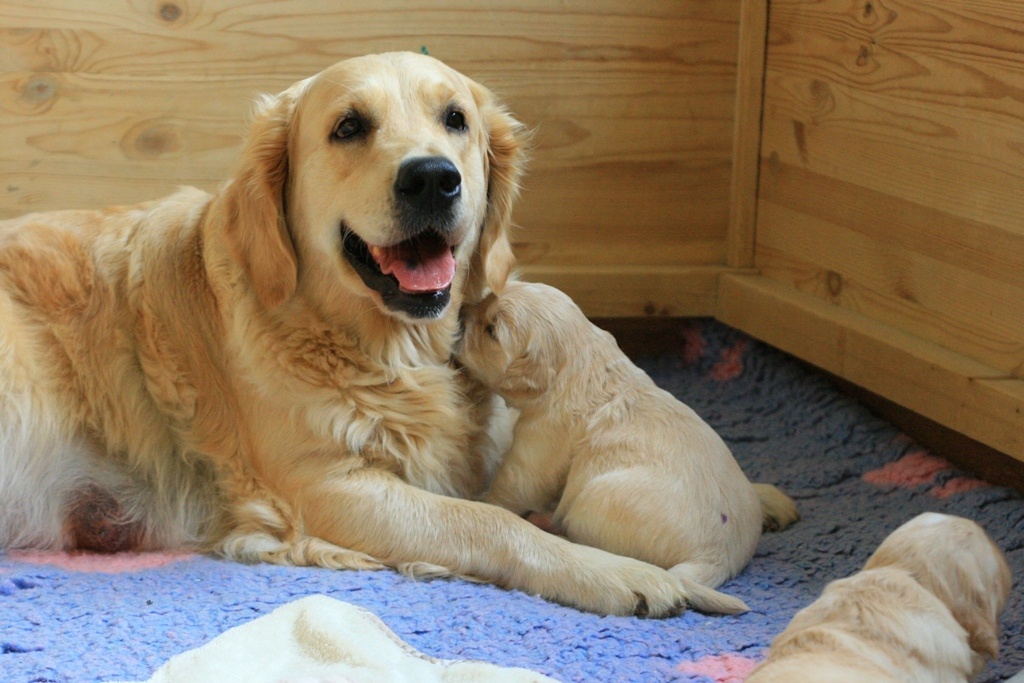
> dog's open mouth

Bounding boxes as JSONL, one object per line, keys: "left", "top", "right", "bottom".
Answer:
{"left": 342, "top": 226, "right": 457, "bottom": 319}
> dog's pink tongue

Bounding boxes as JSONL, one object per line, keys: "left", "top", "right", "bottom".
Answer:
{"left": 371, "top": 241, "right": 456, "bottom": 293}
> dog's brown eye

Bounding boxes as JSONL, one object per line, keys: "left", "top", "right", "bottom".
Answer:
{"left": 445, "top": 110, "right": 467, "bottom": 132}
{"left": 485, "top": 323, "right": 496, "bottom": 339}
{"left": 333, "top": 116, "right": 365, "bottom": 141}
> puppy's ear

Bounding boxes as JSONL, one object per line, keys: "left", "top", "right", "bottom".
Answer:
{"left": 964, "top": 611, "right": 1001, "bottom": 660}
{"left": 960, "top": 553, "right": 1012, "bottom": 660}
{"left": 467, "top": 81, "right": 527, "bottom": 301}
{"left": 221, "top": 91, "right": 299, "bottom": 308}
{"left": 499, "top": 353, "right": 552, "bottom": 402}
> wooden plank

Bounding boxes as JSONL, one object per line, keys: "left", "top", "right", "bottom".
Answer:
{"left": 1, "top": 1, "right": 741, "bottom": 278}
{"left": 726, "top": 0, "right": 769, "bottom": 268}
{"left": 521, "top": 265, "right": 725, "bottom": 318}
{"left": 755, "top": 198, "right": 1024, "bottom": 375}
{"left": 760, "top": 161, "right": 1024, "bottom": 291}
{"left": 0, "top": 1, "right": 735, "bottom": 38}
{"left": 717, "top": 274, "right": 1024, "bottom": 462}
{"left": 761, "top": 0, "right": 1024, "bottom": 234}
{"left": 756, "top": 0, "right": 1024, "bottom": 375}
{"left": 513, "top": 238, "right": 725, "bottom": 270}
{"left": 0, "top": 71, "right": 731, "bottom": 165}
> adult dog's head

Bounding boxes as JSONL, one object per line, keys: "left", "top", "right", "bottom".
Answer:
{"left": 220, "top": 52, "right": 525, "bottom": 323}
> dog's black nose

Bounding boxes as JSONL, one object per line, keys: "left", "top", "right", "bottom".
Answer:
{"left": 394, "top": 156, "right": 461, "bottom": 221}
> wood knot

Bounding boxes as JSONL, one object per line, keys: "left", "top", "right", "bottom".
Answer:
{"left": 809, "top": 79, "right": 831, "bottom": 102}
{"left": 807, "top": 79, "right": 836, "bottom": 117}
{"left": 826, "top": 270, "right": 843, "bottom": 297}
{"left": 122, "top": 120, "right": 183, "bottom": 159}
{"left": 856, "top": 44, "right": 872, "bottom": 67}
{"left": 159, "top": 2, "right": 182, "bottom": 22}
{"left": 642, "top": 302, "right": 671, "bottom": 317}
{"left": 19, "top": 75, "right": 57, "bottom": 105}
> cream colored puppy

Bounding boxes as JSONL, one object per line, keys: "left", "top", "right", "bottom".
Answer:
{"left": 747, "top": 512, "right": 1012, "bottom": 683}
{"left": 458, "top": 281, "right": 799, "bottom": 613}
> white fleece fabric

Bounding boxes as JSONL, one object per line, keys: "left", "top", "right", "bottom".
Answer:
{"left": 126, "top": 595, "right": 560, "bottom": 683}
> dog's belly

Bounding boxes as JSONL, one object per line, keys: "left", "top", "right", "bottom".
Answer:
{"left": 0, "top": 405, "right": 104, "bottom": 549}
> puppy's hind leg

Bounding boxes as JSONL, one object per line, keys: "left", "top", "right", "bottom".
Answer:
{"left": 667, "top": 559, "right": 749, "bottom": 614}
{"left": 667, "top": 565, "right": 749, "bottom": 615}
{"left": 754, "top": 483, "right": 799, "bottom": 532}
{"left": 559, "top": 471, "right": 748, "bottom": 615}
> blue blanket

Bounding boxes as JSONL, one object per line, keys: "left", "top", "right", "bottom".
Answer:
{"left": 2, "top": 319, "right": 1021, "bottom": 682}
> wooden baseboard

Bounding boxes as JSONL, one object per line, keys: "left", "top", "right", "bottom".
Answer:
{"left": 716, "top": 273, "right": 1024, "bottom": 465}
{"left": 593, "top": 313, "right": 1024, "bottom": 494}
{"left": 829, "top": 376, "right": 1024, "bottom": 493}
{"left": 591, "top": 316, "right": 706, "bottom": 360}
{"left": 520, "top": 265, "right": 734, "bottom": 319}
{"left": 548, "top": 268, "right": 1024, "bottom": 487}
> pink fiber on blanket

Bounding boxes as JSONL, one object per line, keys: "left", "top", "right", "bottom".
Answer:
{"left": 682, "top": 326, "right": 707, "bottom": 365}
{"left": 710, "top": 341, "right": 747, "bottom": 381}
{"left": 861, "top": 450, "right": 949, "bottom": 487}
{"left": 676, "top": 653, "right": 759, "bottom": 682}
{"left": 931, "top": 477, "right": 989, "bottom": 499}
{"left": 8, "top": 550, "right": 194, "bottom": 572}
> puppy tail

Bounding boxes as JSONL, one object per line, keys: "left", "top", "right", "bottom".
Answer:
{"left": 680, "top": 577, "right": 749, "bottom": 616}
{"left": 754, "top": 483, "right": 800, "bottom": 532}
{"left": 669, "top": 565, "right": 749, "bottom": 615}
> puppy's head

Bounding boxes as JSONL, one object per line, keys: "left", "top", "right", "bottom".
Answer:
{"left": 457, "top": 281, "right": 584, "bottom": 404}
{"left": 864, "top": 512, "right": 1011, "bottom": 661}
{"left": 221, "top": 52, "right": 526, "bottom": 322}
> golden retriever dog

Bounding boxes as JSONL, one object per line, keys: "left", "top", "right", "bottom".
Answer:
{"left": 456, "top": 281, "right": 800, "bottom": 614}
{"left": 747, "top": 512, "right": 1012, "bottom": 683}
{"left": 0, "top": 52, "right": 710, "bottom": 617}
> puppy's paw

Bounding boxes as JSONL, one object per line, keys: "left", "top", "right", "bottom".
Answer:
{"left": 524, "top": 511, "right": 564, "bottom": 536}
{"left": 754, "top": 483, "right": 800, "bottom": 532}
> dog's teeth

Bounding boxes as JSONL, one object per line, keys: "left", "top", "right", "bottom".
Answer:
{"left": 369, "top": 245, "right": 383, "bottom": 258}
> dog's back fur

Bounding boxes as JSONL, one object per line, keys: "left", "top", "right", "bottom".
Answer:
{"left": 747, "top": 513, "right": 1012, "bottom": 683}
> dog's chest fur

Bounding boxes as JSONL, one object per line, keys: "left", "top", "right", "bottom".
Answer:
{"left": 229, "top": 314, "right": 488, "bottom": 500}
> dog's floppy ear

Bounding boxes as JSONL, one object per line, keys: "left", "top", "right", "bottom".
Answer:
{"left": 221, "top": 91, "right": 299, "bottom": 308}
{"left": 499, "top": 353, "right": 552, "bottom": 402}
{"left": 958, "top": 551, "right": 1012, "bottom": 660}
{"left": 963, "top": 607, "right": 1001, "bottom": 660}
{"left": 467, "top": 81, "right": 527, "bottom": 301}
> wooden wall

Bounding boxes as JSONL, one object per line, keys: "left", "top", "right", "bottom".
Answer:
{"left": 0, "top": 0, "right": 743, "bottom": 316}
{"left": 719, "top": 0, "right": 1024, "bottom": 462}
{"left": 6, "top": 0, "right": 1021, "bottom": 461}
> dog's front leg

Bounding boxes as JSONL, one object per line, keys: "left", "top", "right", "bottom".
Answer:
{"left": 484, "top": 419, "right": 569, "bottom": 515}
{"left": 300, "top": 467, "right": 691, "bottom": 618}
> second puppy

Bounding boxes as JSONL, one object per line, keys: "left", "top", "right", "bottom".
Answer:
{"left": 746, "top": 512, "right": 1012, "bottom": 682}
{"left": 458, "top": 281, "right": 798, "bottom": 614}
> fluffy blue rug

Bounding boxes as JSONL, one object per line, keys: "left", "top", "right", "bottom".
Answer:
{"left": 2, "top": 319, "right": 1021, "bottom": 682}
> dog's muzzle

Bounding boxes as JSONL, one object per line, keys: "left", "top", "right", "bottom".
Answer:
{"left": 341, "top": 156, "right": 465, "bottom": 320}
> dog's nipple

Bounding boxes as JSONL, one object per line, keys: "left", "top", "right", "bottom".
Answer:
{"left": 64, "top": 485, "right": 143, "bottom": 553}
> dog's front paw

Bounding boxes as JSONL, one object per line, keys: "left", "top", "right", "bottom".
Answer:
{"left": 548, "top": 544, "right": 689, "bottom": 618}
